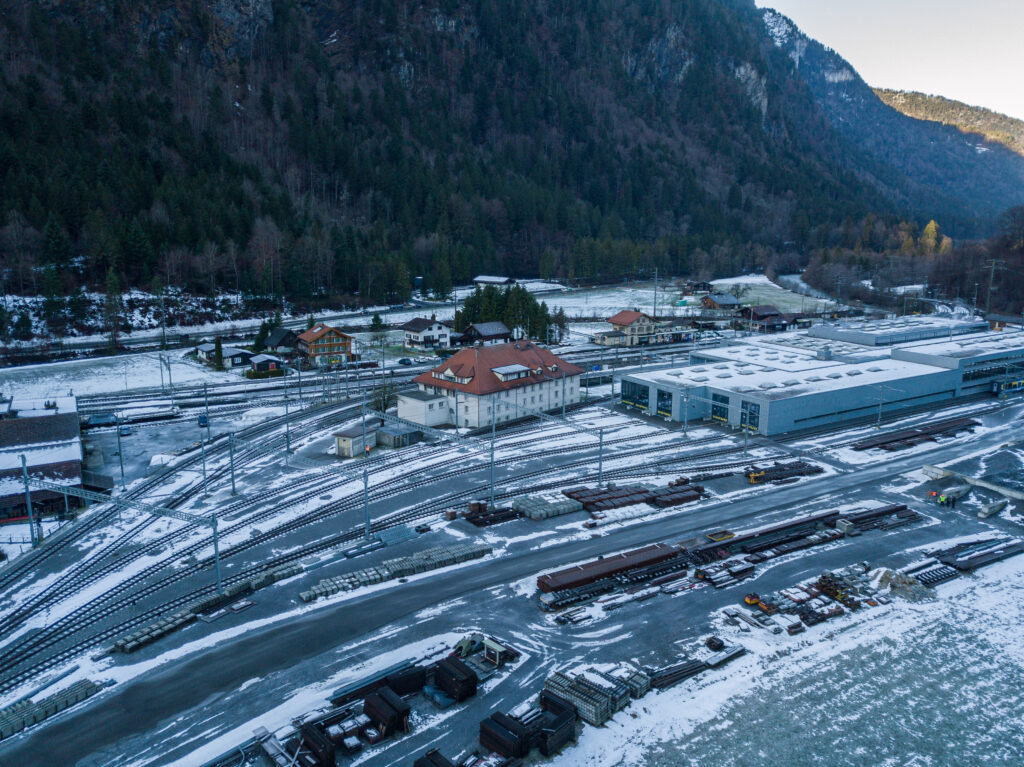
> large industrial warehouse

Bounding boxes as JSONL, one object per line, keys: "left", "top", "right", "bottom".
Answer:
{"left": 620, "top": 318, "right": 1024, "bottom": 435}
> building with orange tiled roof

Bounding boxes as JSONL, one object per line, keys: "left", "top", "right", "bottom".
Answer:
{"left": 296, "top": 323, "right": 356, "bottom": 364}
{"left": 398, "top": 340, "right": 583, "bottom": 428}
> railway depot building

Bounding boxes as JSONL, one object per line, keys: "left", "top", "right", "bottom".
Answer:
{"left": 0, "top": 396, "right": 85, "bottom": 521}
{"left": 620, "top": 317, "right": 1024, "bottom": 436}
{"left": 400, "top": 340, "right": 583, "bottom": 428}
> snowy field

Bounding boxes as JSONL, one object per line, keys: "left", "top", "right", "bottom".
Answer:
{"left": 0, "top": 348, "right": 238, "bottom": 399}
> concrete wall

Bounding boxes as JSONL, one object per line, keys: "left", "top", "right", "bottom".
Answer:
{"left": 397, "top": 395, "right": 448, "bottom": 427}
{"left": 445, "top": 376, "right": 582, "bottom": 428}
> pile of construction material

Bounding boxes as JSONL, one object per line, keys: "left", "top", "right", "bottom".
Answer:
{"left": 647, "top": 484, "right": 707, "bottom": 508}
{"left": 935, "top": 536, "right": 1024, "bottom": 571}
{"left": 300, "top": 544, "right": 491, "bottom": 602}
{"left": 537, "top": 543, "right": 679, "bottom": 594}
{"left": 112, "top": 562, "right": 304, "bottom": 653}
{"left": 646, "top": 641, "right": 746, "bottom": 688}
{"left": 852, "top": 416, "right": 979, "bottom": 451}
{"left": 542, "top": 663, "right": 649, "bottom": 726}
{"left": 0, "top": 680, "right": 102, "bottom": 740}
{"left": 746, "top": 461, "right": 824, "bottom": 484}
{"left": 513, "top": 491, "right": 584, "bottom": 521}
{"left": 464, "top": 501, "right": 520, "bottom": 527}
{"left": 479, "top": 690, "right": 579, "bottom": 760}
{"left": 694, "top": 561, "right": 755, "bottom": 589}
{"left": 563, "top": 485, "right": 652, "bottom": 512}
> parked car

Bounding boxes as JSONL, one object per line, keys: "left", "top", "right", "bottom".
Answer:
{"left": 397, "top": 358, "right": 413, "bottom": 366}
{"left": 118, "top": 424, "right": 132, "bottom": 436}
{"left": 198, "top": 414, "right": 209, "bottom": 428}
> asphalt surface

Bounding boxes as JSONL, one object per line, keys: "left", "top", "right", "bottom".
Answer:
{"left": 2, "top": 404, "right": 1021, "bottom": 767}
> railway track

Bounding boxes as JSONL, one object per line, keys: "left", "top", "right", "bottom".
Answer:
{"left": 0, "top": 397, "right": 367, "bottom": 597}
{"left": 0, "top": 394, "right": 1004, "bottom": 695}
{"left": 0, "top": 406, "right": 689, "bottom": 641}
{"left": 0, "top": 437, "right": 765, "bottom": 695}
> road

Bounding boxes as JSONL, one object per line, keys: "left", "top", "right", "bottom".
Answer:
{"left": 2, "top": 411, "right": 1018, "bottom": 767}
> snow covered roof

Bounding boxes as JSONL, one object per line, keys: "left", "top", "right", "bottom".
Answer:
{"left": 250, "top": 354, "right": 283, "bottom": 364}
{"left": 629, "top": 355, "right": 949, "bottom": 402}
{"left": 10, "top": 396, "right": 78, "bottom": 416}
{"left": 0, "top": 439, "right": 82, "bottom": 471}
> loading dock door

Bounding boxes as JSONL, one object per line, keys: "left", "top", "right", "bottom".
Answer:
{"left": 711, "top": 393, "right": 729, "bottom": 423}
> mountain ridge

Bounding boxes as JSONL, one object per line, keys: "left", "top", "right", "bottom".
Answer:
{"left": 874, "top": 87, "right": 1024, "bottom": 159}
{"left": 0, "top": 0, "right": 1022, "bottom": 311}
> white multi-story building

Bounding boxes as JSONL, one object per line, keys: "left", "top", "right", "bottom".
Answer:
{"left": 400, "top": 317, "right": 453, "bottom": 350}
{"left": 398, "top": 340, "right": 584, "bottom": 429}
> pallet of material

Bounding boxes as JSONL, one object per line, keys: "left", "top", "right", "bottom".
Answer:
{"left": 480, "top": 715, "right": 529, "bottom": 759}
{"left": 646, "top": 658, "right": 708, "bottom": 689}
{"left": 434, "top": 656, "right": 478, "bottom": 702}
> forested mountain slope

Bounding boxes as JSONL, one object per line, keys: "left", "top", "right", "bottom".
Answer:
{"left": 874, "top": 88, "right": 1024, "bottom": 159}
{"left": 1, "top": 0, "right": 1021, "bottom": 308}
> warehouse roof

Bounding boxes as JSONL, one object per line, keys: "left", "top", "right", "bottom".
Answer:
{"left": 628, "top": 355, "right": 948, "bottom": 402}
{"left": 414, "top": 340, "right": 582, "bottom": 396}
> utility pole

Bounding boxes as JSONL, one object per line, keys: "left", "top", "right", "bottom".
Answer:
{"left": 116, "top": 417, "right": 126, "bottom": 490}
{"left": 682, "top": 388, "right": 689, "bottom": 435}
{"left": 561, "top": 373, "right": 566, "bottom": 417}
{"left": 363, "top": 468, "right": 371, "bottom": 540}
{"left": 20, "top": 455, "right": 37, "bottom": 547}
{"left": 199, "top": 423, "right": 208, "bottom": 496}
{"left": 361, "top": 402, "right": 367, "bottom": 460}
{"left": 489, "top": 394, "right": 496, "bottom": 507}
{"left": 983, "top": 259, "right": 1006, "bottom": 315}
{"left": 212, "top": 516, "right": 223, "bottom": 595}
{"left": 284, "top": 395, "right": 291, "bottom": 452}
{"left": 203, "top": 383, "right": 211, "bottom": 442}
{"left": 598, "top": 428, "right": 604, "bottom": 488}
{"left": 229, "top": 432, "right": 236, "bottom": 495}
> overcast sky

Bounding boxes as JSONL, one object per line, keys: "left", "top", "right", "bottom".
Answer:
{"left": 755, "top": 0, "right": 1024, "bottom": 120}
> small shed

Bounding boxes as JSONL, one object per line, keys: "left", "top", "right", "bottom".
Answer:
{"left": 334, "top": 423, "right": 378, "bottom": 458}
{"left": 377, "top": 424, "right": 423, "bottom": 449}
{"left": 195, "top": 342, "right": 216, "bottom": 361}
{"left": 251, "top": 354, "right": 283, "bottom": 373}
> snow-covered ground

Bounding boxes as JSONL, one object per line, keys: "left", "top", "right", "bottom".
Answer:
{"left": 552, "top": 553, "right": 1024, "bottom": 766}
{"left": 0, "top": 348, "right": 238, "bottom": 399}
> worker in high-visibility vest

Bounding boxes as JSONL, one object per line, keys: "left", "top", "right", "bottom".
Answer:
{"left": 939, "top": 495, "right": 946, "bottom": 505}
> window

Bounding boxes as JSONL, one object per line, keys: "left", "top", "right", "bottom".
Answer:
{"left": 711, "top": 393, "right": 729, "bottom": 422}
{"left": 741, "top": 401, "right": 760, "bottom": 432}
{"left": 428, "top": 403, "right": 434, "bottom": 411}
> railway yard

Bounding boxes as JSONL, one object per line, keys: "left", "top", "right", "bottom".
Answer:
{"left": 1, "top": 331, "right": 1023, "bottom": 767}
